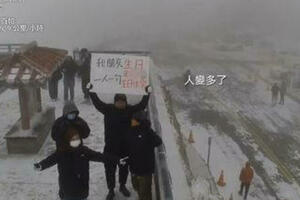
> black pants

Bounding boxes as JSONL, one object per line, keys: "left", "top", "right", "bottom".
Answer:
{"left": 132, "top": 174, "right": 152, "bottom": 200}
{"left": 104, "top": 144, "right": 129, "bottom": 190}
{"left": 81, "top": 78, "right": 90, "bottom": 99}
{"left": 272, "top": 94, "right": 278, "bottom": 106}
{"left": 279, "top": 92, "right": 285, "bottom": 105}
{"left": 48, "top": 79, "right": 58, "bottom": 100}
{"left": 104, "top": 160, "right": 129, "bottom": 190}
{"left": 239, "top": 183, "right": 250, "bottom": 200}
{"left": 64, "top": 80, "right": 75, "bottom": 101}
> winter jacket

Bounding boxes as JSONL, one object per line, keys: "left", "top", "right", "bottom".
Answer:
{"left": 271, "top": 85, "right": 280, "bottom": 96}
{"left": 89, "top": 92, "right": 149, "bottom": 154}
{"left": 79, "top": 54, "right": 91, "bottom": 80}
{"left": 51, "top": 69, "right": 62, "bottom": 82}
{"left": 239, "top": 166, "right": 254, "bottom": 184}
{"left": 38, "top": 145, "right": 119, "bottom": 199}
{"left": 62, "top": 58, "right": 78, "bottom": 84}
{"left": 125, "top": 120, "right": 162, "bottom": 175}
{"left": 280, "top": 81, "right": 287, "bottom": 94}
{"left": 51, "top": 102, "right": 90, "bottom": 146}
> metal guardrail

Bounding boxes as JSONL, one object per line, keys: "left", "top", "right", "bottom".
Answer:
{"left": 147, "top": 88, "right": 174, "bottom": 200}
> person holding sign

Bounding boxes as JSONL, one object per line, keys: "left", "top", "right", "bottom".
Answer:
{"left": 87, "top": 83, "right": 152, "bottom": 200}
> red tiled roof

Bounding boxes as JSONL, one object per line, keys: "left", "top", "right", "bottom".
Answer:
{"left": 0, "top": 43, "right": 67, "bottom": 85}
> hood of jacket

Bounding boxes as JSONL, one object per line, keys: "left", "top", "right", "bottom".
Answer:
{"left": 63, "top": 101, "right": 79, "bottom": 116}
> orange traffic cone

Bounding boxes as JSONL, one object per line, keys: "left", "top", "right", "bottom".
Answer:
{"left": 188, "top": 130, "right": 195, "bottom": 143}
{"left": 217, "top": 170, "right": 226, "bottom": 187}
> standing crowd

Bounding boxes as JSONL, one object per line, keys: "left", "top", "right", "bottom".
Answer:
{"left": 47, "top": 48, "right": 91, "bottom": 103}
{"left": 36, "top": 49, "right": 162, "bottom": 200}
{"left": 38, "top": 49, "right": 258, "bottom": 200}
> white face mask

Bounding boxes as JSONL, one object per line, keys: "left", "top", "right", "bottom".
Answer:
{"left": 70, "top": 139, "right": 81, "bottom": 148}
{"left": 67, "top": 113, "right": 77, "bottom": 120}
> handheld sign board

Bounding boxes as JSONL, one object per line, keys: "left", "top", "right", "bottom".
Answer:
{"left": 91, "top": 53, "right": 150, "bottom": 95}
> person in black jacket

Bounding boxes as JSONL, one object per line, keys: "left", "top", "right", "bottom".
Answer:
{"left": 62, "top": 56, "right": 78, "bottom": 102}
{"left": 279, "top": 80, "right": 287, "bottom": 105}
{"left": 34, "top": 128, "right": 125, "bottom": 200}
{"left": 271, "top": 83, "right": 280, "bottom": 106}
{"left": 126, "top": 111, "right": 162, "bottom": 200}
{"left": 48, "top": 68, "right": 62, "bottom": 101}
{"left": 51, "top": 101, "right": 90, "bottom": 150}
{"left": 87, "top": 83, "right": 152, "bottom": 200}
{"left": 79, "top": 48, "right": 91, "bottom": 100}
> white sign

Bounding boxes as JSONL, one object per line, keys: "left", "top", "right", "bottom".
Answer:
{"left": 91, "top": 53, "right": 150, "bottom": 95}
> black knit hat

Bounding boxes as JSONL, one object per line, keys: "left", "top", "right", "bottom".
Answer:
{"left": 80, "top": 48, "right": 88, "bottom": 53}
{"left": 114, "top": 93, "right": 127, "bottom": 103}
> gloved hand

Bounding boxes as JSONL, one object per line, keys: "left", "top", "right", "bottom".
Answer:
{"left": 86, "top": 83, "right": 94, "bottom": 92}
{"left": 145, "top": 85, "right": 152, "bottom": 94}
{"left": 34, "top": 163, "right": 42, "bottom": 171}
{"left": 119, "top": 157, "right": 129, "bottom": 166}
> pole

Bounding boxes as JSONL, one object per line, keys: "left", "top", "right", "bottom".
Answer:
{"left": 18, "top": 86, "right": 30, "bottom": 130}
{"left": 207, "top": 136, "right": 212, "bottom": 168}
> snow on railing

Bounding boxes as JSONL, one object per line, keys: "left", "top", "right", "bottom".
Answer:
{"left": 148, "top": 84, "right": 174, "bottom": 200}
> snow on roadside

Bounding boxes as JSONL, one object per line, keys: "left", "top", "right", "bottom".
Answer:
{"left": 176, "top": 111, "right": 274, "bottom": 200}
{"left": 158, "top": 63, "right": 300, "bottom": 200}
{"left": 151, "top": 65, "right": 193, "bottom": 200}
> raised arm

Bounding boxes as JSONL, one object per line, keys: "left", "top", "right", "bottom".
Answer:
{"left": 129, "top": 86, "right": 152, "bottom": 113}
{"left": 89, "top": 92, "right": 108, "bottom": 114}
{"left": 128, "top": 94, "right": 150, "bottom": 113}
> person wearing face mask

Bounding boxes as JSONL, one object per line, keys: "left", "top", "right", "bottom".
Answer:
{"left": 34, "top": 130, "right": 127, "bottom": 200}
{"left": 51, "top": 101, "right": 90, "bottom": 150}
{"left": 87, "top": 83, "right": 152, "bottom": 200}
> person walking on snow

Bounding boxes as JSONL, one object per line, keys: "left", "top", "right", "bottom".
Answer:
{"left": 271, "top": 83, "right": 280, "bottom": 106}
{"left": 51, "top": 101, "right": 90, "bottom": 150}
{"left": 78, "top": 48, "right": 91, "bottom": 100}
{"left": 48, "top": 68, "right": 62, "bottom": 101}
{"left": 279, "top": 80, "right": 287, "bottom": 105}
{"left": 239, "top": 161, "right": 254, "bottom": 200}
{"left": 34, "top": 129, "right": 126, "bottom": 200}
{"left": 125, "top": 111, "right": 162, "bottom": 200}
{"left": 87, "top": 83, "right": 152, "bottom": 200}
{"left": 62, "top": 56, "right": 78, "bottom": 102}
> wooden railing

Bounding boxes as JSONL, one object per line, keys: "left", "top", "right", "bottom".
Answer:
{"left": 0, "top": 43, "right": 24, "bottom": 54}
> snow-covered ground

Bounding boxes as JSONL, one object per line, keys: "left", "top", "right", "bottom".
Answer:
{"left": 157, "top": 57, "right": 300, "bottom": 200}
{"left": 1, "top": 47, "right": 300, "bottom": 200}
{"left": 0, "top": 78, "right": 142, "bottom": 200}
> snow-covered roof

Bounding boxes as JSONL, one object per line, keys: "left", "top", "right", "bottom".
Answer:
{"left": 0, "top": 41, "right": 67, "bottom": 86}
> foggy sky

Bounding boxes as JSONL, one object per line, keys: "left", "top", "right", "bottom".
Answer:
{"left": 0, "top": 0, "right": 300, "bottom": 52}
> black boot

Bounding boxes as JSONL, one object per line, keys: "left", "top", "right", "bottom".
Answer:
{"left": 119, "top": 184, "right": 131, "bottom": 197}
{"left": 106, "top": 189, "right": 115, "bottom": 200}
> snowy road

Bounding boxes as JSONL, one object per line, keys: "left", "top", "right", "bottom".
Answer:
{"left": 158, "top": 60, "right": 300, "bottom": 200}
